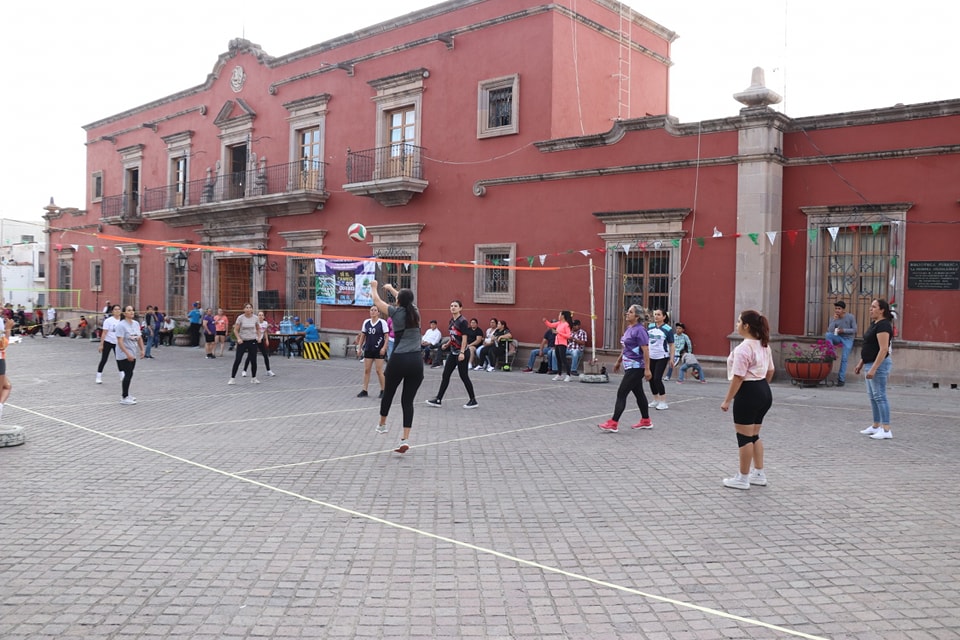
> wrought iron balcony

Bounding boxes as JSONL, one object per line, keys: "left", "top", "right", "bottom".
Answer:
{"left": 133, "top": 159, "right": 329, "bottom": 228}
{"left": 343, "top": 144, "right": 428, "bottom": 207}
{"left": 100, "top": 193, "right": 143, "bottom": 231}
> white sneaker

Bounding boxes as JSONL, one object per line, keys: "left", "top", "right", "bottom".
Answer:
{"left": 251, "top": 378, "right": 260, "bottom": 384}
{"left": 376, "top": 423, "right": 389, "bottom": 434}
{"left": 95, "top": 374, "right": 102, "bottom": 384}
{"left": 485, "top": 365, "right": 494, "bottom": 372}
{"left": 267, "top": 370, "right": 276, "bottom": 377}
{"left": 859, "top": 425, "right": 881, "bottom": 435}
{"left": 870, "top": 429, "right": 892, "bottom": 440}
{"left": 563, "top": 375, "right": 571, "bottom": 382}
{"left": 119, "top": 397, "right": 137, "bottom": 405}
{"left": 228, "top": 379, "right": 236, "bottom": 385}
{"left": 723, "top": 475, "right": 750, "bottom": 490}
{"left": 552, "top": 375, "right": 563, "bottom": 381}
{"left": 656, "top": 402, "right": 669, "bottom": 410}
{"left": 748, "top": 470, "right": 767, "bottom": 486}
{"left": 649, "top": 401, "right": 658, "bottom": 408}
{"left": 241, "top": 371, "right": 247, "bottom": 377}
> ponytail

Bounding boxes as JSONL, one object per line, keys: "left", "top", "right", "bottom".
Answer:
{"left": 739, "top": 309, "right": 770, "bottom": 347}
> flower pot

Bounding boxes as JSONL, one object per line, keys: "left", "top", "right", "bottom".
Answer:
{"left": 174, "top": 334, "right": 191, "bottom": 347}
{"left": 785, "top": 360, "right": 833, "bottom": 386}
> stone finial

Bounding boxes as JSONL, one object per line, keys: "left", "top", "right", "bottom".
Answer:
{"left": 734, "top": 67, "right": 782, "bottom": 108}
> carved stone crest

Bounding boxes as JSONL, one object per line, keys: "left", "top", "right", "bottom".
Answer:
{"left": 230, "top": 65, "right": 246, "bottom": 93}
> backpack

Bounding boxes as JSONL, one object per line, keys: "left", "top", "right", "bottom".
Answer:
{"left": 537, "top": 359, "right": 549, "bottom": 374}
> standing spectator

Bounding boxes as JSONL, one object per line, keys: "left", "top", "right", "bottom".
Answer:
{"left": 597, "top": 304, "right": 652, "bottom": 432}
{"left": 825, "top": 300, "right": 858, "bottom": 387}
{"left": 426, "top": 300, "right": 479, "bottom": 409}
{"left": 568, "top": 319, "right": 588, "bottom": 375}
{"left": 96, "top": 304, "right": 122, "bottom": 384}
{"left": 356, "top": 305, "right": 388, "bottom": 398}
{"left": 420, "top": 320, "right": 442, "bottom": 367}
{"left": 142, "top": 306, "right": 156, "bottom": 358}
{"left": 544, "top": 311, "right": 573, "bottom": 382}
{"left": 202, "top": 307, "right": 217, "bottom": 359}
{"left": 720, "top": 309, "right": 775, "bottom": 489}
{"left": 647, "top": 309, "right": 675, "bottom": 410}
{"left": 214, "top": 308, "right": 229, "bottom": 357}
{"left": 666, "top": 322, "right": 693, "bottom": 381}
{"left": 228, "top": 303, "right": 261, "bottom": 384}
{"left": 464, "top": 318, "right": 485, "bottom": 368}
{"left": 242, "top": 311, "right": 276, "bottom": 377}
{"left": 34, "top": 306, "right": 46, "bottom": 338}
{"left": 158, "top": 315, "right": 175, "bottom": 346}
{"left": 114, "top": 305, "right": 145, "bottom": 405}
{"left": 0, "top": 318, "right": 14, "bottom": 422}
{"left": 521, "top": 322, "right": 557, "bottom": 373}
{"left": 187, "top": 302, "right": 203, "bottom": 348}
{"left": 45, "top": 306, "right": 57, "bottom": 337}
{"left": 854, "top": 298, "right": 894, "bottom": 439}
{"left": 152, "top": 307, "right": 164, "bottom": 348}
{"left": 371, "top": 281, "right": 424, "bottom": 454}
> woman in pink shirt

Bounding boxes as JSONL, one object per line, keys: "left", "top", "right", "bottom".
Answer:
{"left": 720, "top": 309, "right": 775, "bottom": 490}
{"left": 543, "top": 310, "right": 573, "bottom": 382}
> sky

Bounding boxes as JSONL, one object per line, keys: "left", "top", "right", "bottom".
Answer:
{"left": 1, "top": 0, "right": 956, "bottom": 225}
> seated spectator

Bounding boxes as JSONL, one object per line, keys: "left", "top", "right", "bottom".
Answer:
{"left": 52, "top": 322, "right": 72, "bottom": 337}
{"left": 473, "top": 318, "right": 498, "bottom": 370}
{"left": 465, "top": 317, "right": 485, "bottom": 367}
{"left": 522, "top": 322, "right": 557, "bottom": 373}
{"left": 676, "top": 352, "right": 706, "bottom": 383}
{"left": 482, "top": 320, "right": 513, "bottom": 371}
{"left": 567, "top": 319, "right": 588, "bottom": 374}
{"left": 72, "top": 316, "right": 89, "bottom": 339}
{"left": 304, "top": 318, "right": 320, "bottom": 342}
{"left": 286, "top": 316, "right": 306, "bottom": 356}
{"left": 159, "top": 316, "right": 176, "bottom": 346}
{"left": 421, "top": 320, "right": 442, "bottom": 366}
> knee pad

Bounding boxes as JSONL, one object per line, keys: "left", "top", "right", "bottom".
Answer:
{"left": 736, "top": 433, "right": 752, "bottom": 448}
{"left": 750, "top": 434, "right": 760, "bottom": 444}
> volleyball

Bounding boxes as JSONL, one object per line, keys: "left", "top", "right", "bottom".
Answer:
{"left": 348, "top": 223, "right": 367, "bottom": 243}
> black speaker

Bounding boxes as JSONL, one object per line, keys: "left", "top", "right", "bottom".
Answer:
{"left": 257, "top": 290, "right": 280, "bottom": 310}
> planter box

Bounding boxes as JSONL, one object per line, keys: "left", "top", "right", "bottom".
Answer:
{"left": 785, "top": 360, "right": 833, "bottom": 387}
{"left": 174, "top": 334, "right": 191, "bottom": 347}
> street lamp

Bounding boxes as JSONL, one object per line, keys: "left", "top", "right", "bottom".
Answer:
{"left": 174, "top": 250, "right": 192, "bottom": 274}
{"left": 254, "top": 244, "right": 278, "bottom": 272}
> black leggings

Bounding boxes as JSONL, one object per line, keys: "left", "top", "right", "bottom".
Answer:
{"left": 649, "top": 357, "right": 669, "bottom": 396}
{"left": 244, "top": 340, "right": 272, "bottom": 372}
{"left": 97, "top": 342, "right": 116, "bottom": 373}
{"left": 435, "top": 352, "right": 475, "bottom": 402}
{"left": 554, "top": 344, "right": 569, "bottom": 376}
{"left": 380, "top": 351, "right": 424, "bottom": 428}
{"left": 613, "top": 368, "right": 650, "bottom": 422}
{"left": 232, "top": 339, "right": 258, "bottom": 378}
{"left": 118, "top": 358, "right": 136, "bottom": 398}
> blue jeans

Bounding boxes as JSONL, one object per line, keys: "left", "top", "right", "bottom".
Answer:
{"left": 569, "top": 349, "right": 583, "bottom": 373}
{"left": 526, "top": 348, "right": 556, "bottom": 370}
{"left": 143, "top": 327, "right": 153, "bottom": 357}
{"left": 825, "top": 332, "right": 854, "bottom": 382}
{"left": 864, "top": 357, "right": 892, "bottom": 424}
{"left": 677, "top": 362, "right": 704, "bottom": 382}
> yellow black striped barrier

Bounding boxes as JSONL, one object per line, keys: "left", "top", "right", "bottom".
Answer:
{"left": 302, "top": 341, "right": 330, "bottom": 360}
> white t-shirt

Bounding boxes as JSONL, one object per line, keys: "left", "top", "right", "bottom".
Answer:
{"left": 235, "top": 314, "right": 259, "bottom": 341}
{"left": 114, "top": 320, "right": 142, "bottom": 360}
{"left": 102, "top": 316, "right": 121, "bottom": 344}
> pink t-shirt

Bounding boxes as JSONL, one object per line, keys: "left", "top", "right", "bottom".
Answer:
{"left": 726, "top": 339, "right": 773, "bottom": 381}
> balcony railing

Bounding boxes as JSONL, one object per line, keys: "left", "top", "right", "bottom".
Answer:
{"left": 101, "top": 193, "right": 141, "bottom": 220}
{"left": 140, "top": 159, "right": 326, "bottom": 213}
{"left": 346, "top": 144, "right": 424, "bottom": 183}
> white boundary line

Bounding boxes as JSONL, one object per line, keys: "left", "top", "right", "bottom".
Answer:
{"left": 18, "top": 405, "right": 828, "bottom": 639}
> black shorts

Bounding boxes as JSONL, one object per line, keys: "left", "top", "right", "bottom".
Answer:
{"left": 363, "top": 351, "right": 385, "bottom": 360}
{"left": 216, "top": 331, "right": 226, "bottom": 336}
{"left": 205, "top": 333, "right": 216, "bottom": 344}
{"left": 0, "top": 359, "right": 6, "bottom": 375}
{"left": 733, "top": 379, "right": 773, "bottom": 425}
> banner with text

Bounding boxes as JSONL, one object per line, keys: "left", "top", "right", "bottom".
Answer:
{"left": 315, "top": 259, "right": 376, "bottom": 306}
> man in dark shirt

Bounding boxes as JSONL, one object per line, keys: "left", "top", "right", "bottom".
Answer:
{"left": 523, "top": 324, "right": 557, "bottom": 373}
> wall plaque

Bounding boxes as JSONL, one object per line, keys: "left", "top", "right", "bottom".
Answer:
{"left": 907, "top": 261, "right": 960, "bottom": 290}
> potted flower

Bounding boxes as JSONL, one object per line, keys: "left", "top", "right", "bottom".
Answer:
{"left": 784, "top": 339, "right": 837, "bottom": 386}
{"left": 172, "top": 324, "right": 190, "bottom": 347}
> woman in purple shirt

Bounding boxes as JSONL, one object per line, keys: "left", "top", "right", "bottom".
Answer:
{"left": 598, "top": 304, "right": 653, "bottom": 432}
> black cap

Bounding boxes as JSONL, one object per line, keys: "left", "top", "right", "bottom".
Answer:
{"left": 834, "top": 300, "right": 846, "bottom": 309}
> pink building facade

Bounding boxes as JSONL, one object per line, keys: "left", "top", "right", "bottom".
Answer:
{"left": 45, "top": 0, "right": 960, "bottom": 385}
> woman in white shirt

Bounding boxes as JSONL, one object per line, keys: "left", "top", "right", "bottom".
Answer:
{"left": 114, "top": 305, "right": 145, "bottom": 405}
{"left": 720, "top": 309, "right": 775, "bottom": 490}
{"left": 95, "top": 304, "right": 122, "bottom": 384}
